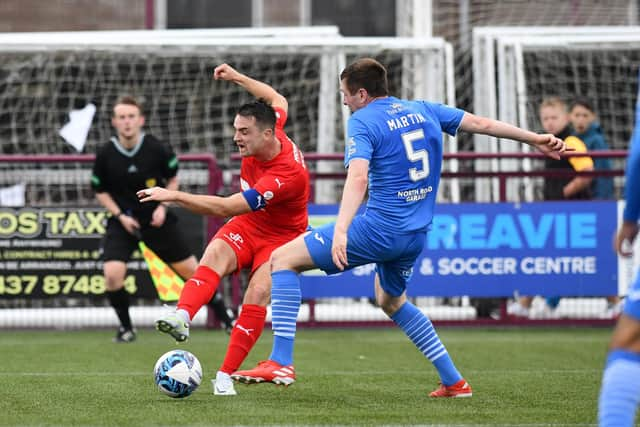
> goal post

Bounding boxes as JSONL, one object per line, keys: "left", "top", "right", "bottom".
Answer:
{"left": 0, "top": 26, "right": 341, "bottom": 42}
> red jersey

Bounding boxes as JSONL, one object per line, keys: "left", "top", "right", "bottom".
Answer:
{"left": 238, "top": 107, "right": 309, "bottom": 239}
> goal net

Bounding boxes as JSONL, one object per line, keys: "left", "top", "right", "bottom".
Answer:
{"left": 397, "top": 0, "right": 637, "bottom": 203}
{"left": 0, "top": 31, "right": 465, "bottom": 328}
{"left": 431, "top": 0, "right": 638, "bottom": 109}
{"left": 0, "top": 31, "right": 455, "bottom": 202}
{"left": 471, "top": 27, "right": 640, "bottom": 202}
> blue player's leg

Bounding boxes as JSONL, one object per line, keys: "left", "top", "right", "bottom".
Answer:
{"left": 599, "top": 284, "right": 640, "bottom": 426}
{"left": 231, "top": 231, "right": 317, "bottom": 385}
{"left": 375, "top": 271, "right": 471, "bottom": 398}
{"left": 268, "top": 233, "right": 317, "bottom": 368}
{"left": 232, "top": 219, "right": 378, "bottom": 385}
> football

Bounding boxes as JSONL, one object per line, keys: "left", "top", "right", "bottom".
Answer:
{"left": 153, "top": 350, "right": 203, "bottom": 398}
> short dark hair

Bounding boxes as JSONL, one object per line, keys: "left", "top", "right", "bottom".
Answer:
{"left": 237, "top": 98, "right": 276, "bottom": 130}
{"left": 113, "top": 95, "right": 144, "bottom": 116}
{"left": 340, "top": 58, "right": 389, "bottom": 98}
{"left": 569, "top": 96, "right": 595, "bottom": 113}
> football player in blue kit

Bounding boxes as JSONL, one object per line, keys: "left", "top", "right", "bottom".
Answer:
{"left": 598, "top": 72, "right": 640, "bottom": 426}
{"left": 232, "top": 57, "right": 568, "bottom": 397}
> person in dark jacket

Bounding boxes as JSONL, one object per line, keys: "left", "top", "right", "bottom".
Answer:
{"left": 569, "top": 96, "right": 614, "bottom": 200}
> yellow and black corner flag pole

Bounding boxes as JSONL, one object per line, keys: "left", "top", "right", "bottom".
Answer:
{"left": 133, "top": 229, "right": 184, "bottom": 302}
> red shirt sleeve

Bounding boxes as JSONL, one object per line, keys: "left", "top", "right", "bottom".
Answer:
{"left": 252, "top": 171, "right": 305, "bottom": 206}
{"left": 274, "top": 106, "right": 287, "bottom": 131}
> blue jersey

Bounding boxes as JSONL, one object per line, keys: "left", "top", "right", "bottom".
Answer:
{"left": 624, "top": 83, "right": 640, "bottom": 222}
{"left": 345, "top": 96, "right": 463, "bottom": 232}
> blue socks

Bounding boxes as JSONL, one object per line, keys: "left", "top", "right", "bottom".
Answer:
{"left": 599, "top": 349, "right": 640, "bottom": 427}
{"left": 268, "top": 270, "right": 301, "bottom": 366}
{"left": 267, "top": 271, "right": 465, "bottom": 385}
{"left": 391, "top": 301, "right": 463, "bottom": 386}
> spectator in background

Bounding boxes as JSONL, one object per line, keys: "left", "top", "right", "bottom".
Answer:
{"left": 569, "top": 96, "right": 615, "bottom": 199}
{"left": 91, "top": 95, "right": 234, "bottom": 343}
{"left": 598, "top": 79, "right": 640, "bottom": 427}
{"left": 509, "top": 97, "right": 594, "bottom": 318}
{"left": 540, "top": 97, "right": 594, "bottom": 200}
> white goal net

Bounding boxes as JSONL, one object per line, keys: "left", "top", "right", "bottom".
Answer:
{"left": 0, "top": 30, "right": 455, "bottom": 202}
{"left": 0, "top": 32, "right": 452, "bottom": 155}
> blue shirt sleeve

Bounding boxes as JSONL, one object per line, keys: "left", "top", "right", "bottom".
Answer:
{"left": 344, "top": 116, "right": 373, "bottom": 168}
{"left": 623, "top": 101, "right": 640, "bottom": 222}
{"left": 421, "top": 101, "right": 464, "bottom": 136}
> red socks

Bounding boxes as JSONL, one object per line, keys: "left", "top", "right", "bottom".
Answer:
{"left": 219, "top": 304, "right": 267, "bottom": 374}
{"left": 177, "top": 268, "right": 266, "bottom": 374}
{"left": 177, "top": 265, "right": 220, "bottom": 320}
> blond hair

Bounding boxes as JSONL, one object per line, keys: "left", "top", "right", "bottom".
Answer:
{"left": 539, "top": 97, "right": 568, "bottom": 113}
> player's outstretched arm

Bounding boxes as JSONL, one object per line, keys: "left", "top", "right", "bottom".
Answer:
{"left": 460, "top": 112, "right": 567, "bottom": 160}
{"left": 150, "top": 176, "right": 179, "bottom": 227}
{"left": 213, "top": 63, "right": 288, "bottom": 113}
{"left": 137, "top": 187, "right": 251, "bottom": 218}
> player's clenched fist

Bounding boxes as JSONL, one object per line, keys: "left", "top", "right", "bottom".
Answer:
{"left": 213, "top": 63, "right": 241, "bottom": 82}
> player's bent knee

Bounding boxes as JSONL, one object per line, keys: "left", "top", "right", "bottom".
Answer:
{"left": 103, "top": 262, "right": 126, "bottom": 291}
{"left": 270, "top": 235, "right": 311, "bottom": 273}
{"left": 270, "top": 247, "right": 292, "bottom": 272}
{"left": 609, "top": 315, "right": 640, "bottom": 351}
{"left": 377, "top": 294, "right": 406, "bottom": 317}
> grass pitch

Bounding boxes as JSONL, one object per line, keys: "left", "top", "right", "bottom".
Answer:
{"left": 1, "top": 327, "right": 609, "bottom": 426}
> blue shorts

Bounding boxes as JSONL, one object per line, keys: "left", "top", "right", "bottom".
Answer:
{"left": 304, "top": 215, "right": 426, "bottom": 297}
{"left": 623, "top": 272, "right": 640, "bottom": 320}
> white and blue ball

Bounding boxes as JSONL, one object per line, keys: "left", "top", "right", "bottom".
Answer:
{"left": 153, "top": 350, "right": 202, "bottom": 398}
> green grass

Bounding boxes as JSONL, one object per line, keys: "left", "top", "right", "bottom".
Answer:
{"left": 0, "top": 327, "right": 610, "bottom": 426}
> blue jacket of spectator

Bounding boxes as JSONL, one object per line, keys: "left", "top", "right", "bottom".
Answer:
{"left": 574, "top": 122, "right": 614, "bottom": 199}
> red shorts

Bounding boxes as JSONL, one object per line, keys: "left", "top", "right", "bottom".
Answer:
{"left": 214, "top": 217, "right": 299, "bottom": 274}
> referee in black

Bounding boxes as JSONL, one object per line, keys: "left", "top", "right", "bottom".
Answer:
{"left": 91, "top": 95, "right": 234, "bottom": 342}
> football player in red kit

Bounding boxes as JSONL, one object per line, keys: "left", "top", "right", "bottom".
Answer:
{"left": 138, "top": 63, "right": 309, "bottom": 396}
